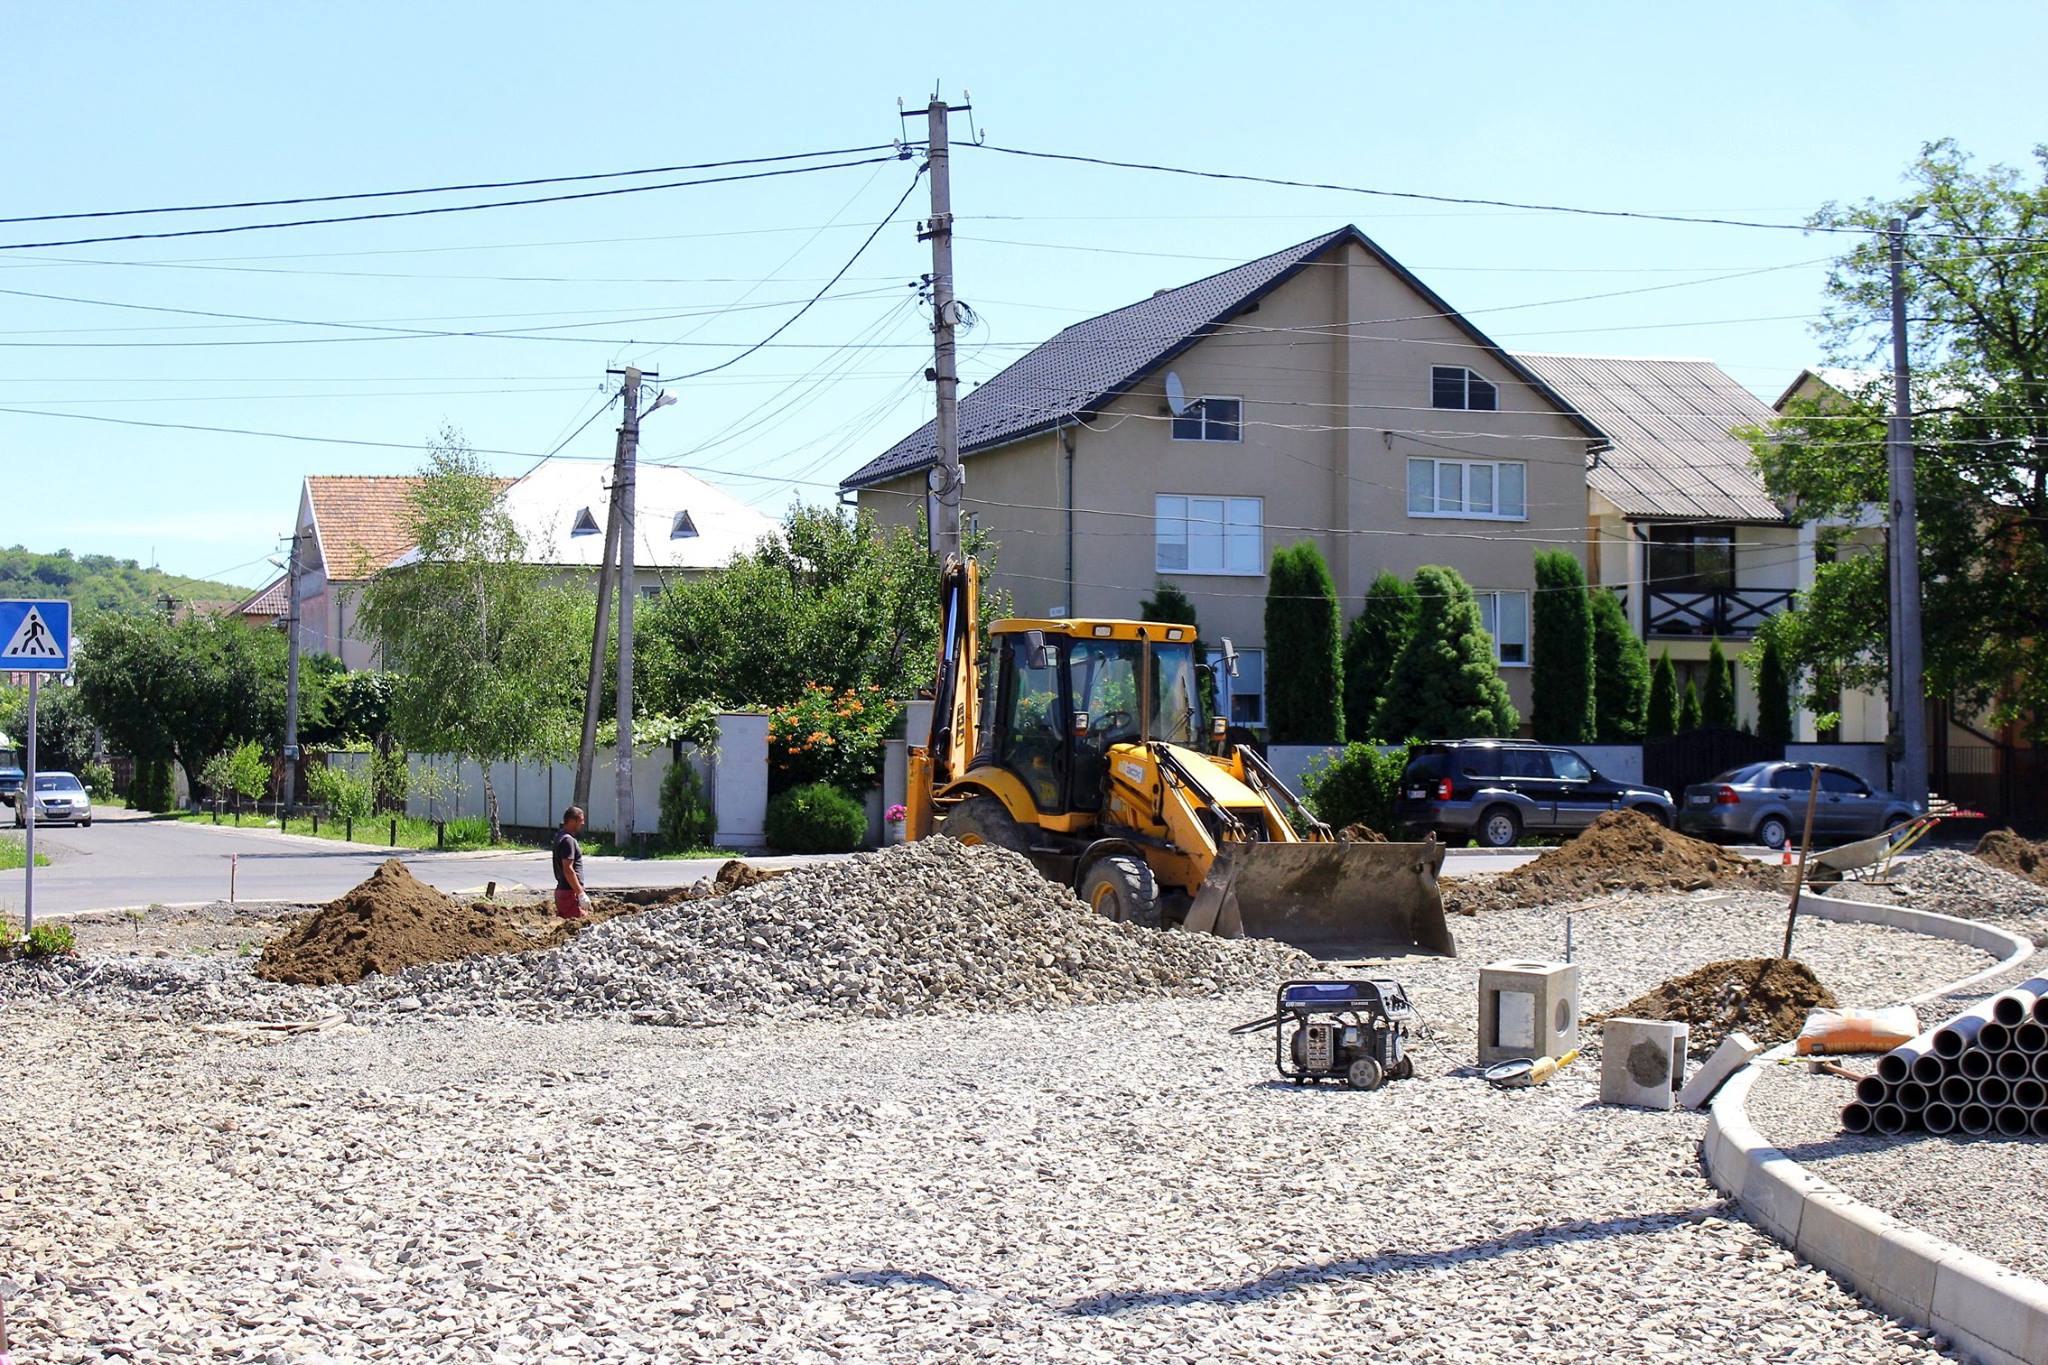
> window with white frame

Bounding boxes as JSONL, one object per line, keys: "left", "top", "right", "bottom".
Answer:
{"left": 1156, "top": 495, "right": 1263, "bottom": 575}
{"left": 1208, "top": 646, "right": 1266, "bottom": 727}
{"left": 1476, "top": 589, "right": 1529, "bottom": 666}
{"left": 1170, "top": 396, "right": 1243, "bottom": 442}
{"left": 1406, "top": 457, "right": 1527, "bottom": 520}
{"left": 1431, "top": 365, "right": 1498, "bottom": 411}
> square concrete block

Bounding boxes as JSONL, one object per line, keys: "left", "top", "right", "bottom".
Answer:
{"left": 1478, "top": 959, "right": 1580, "bottom": 1065}
{"left": 1600, "top": 1017, "right": 1689, "bottom": 1110}
{"left": 1679, "top": 1030, "right": 1763, "bottom": 1110}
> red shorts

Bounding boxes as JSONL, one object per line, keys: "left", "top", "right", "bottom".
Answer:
{"left": 554, "top": 887, "right": 587, "bottom": 919}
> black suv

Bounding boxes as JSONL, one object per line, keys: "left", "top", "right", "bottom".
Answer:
{"left": 1394, "top": 740, "right": 1675, "bottom": 848}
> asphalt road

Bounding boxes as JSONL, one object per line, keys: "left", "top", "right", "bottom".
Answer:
{"left": 2, "top": 807, "right": 1559, "bottom": 917}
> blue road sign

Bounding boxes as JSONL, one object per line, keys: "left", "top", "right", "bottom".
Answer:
{"left": 0, "top": 599, "right": 72, "bottom": 671}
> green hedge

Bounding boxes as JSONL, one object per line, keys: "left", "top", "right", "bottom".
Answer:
{"left": 1301, "top": 742, "right": 1408, "bottom": 835}
{"left": 764, "top": 783, "right": 867, "bottom": 853}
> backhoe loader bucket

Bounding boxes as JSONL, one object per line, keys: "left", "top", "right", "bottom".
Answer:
{"left": 1182, "top": 839, "right": 1454, "bottom": 959}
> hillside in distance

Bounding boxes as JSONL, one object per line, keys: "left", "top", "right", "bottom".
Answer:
{"left": 0, "top": 545, "right": 252, "bottom": 617}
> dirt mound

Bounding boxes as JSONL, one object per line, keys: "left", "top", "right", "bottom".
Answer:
{"left": 714, "top": 858, "right": 781, "bottom": 890}
{"left": 1447, "top": 809, "right": 1777, "bottom": 914}
{"left": 1598, "top": 957, "right": 1836, "bottom": 1054}
{"left": 1972, "top": 829, "right": 2048, "bottom": 886}
{"left": 1336, "top": 823, "right": 1388, "bottom": 843}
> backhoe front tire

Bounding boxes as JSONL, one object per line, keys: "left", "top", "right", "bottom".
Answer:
{"left": 1078, "top": 854, "right": 1159, "bottom": 927}
{"left": 942, "top": 795, "right": 1031, "bottom": 855}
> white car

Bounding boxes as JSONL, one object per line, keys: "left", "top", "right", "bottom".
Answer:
{"left": 17, "top": 771, "right": 92, "bottom": 827}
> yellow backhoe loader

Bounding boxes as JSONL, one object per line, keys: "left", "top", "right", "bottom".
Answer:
{"left": 905, "top": 559, "right": 1454, "bottom": 958}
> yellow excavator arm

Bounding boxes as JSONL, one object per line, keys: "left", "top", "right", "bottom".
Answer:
{"left": 906, "top": 555, "right": 979, "bottom": 840}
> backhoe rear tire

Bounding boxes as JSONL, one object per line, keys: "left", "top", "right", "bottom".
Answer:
{"left": 942, "top": 795, "right": 1031, "bottom": 855}
{"left": 1078, "top": 854, "right": 1159, "bottom": 927}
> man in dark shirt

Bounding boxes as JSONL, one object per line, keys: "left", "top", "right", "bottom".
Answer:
{"left": 552, "top": 806, "right": 590, "bottom": 919}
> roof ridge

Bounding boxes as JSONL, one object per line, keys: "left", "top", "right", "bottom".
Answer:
{"left": 1051, "top": 226, "right": 1350, "bottom": 333}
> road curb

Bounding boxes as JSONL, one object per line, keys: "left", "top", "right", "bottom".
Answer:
{"left": 1700, "top": 895, "right": 2044, "bottom": 1365}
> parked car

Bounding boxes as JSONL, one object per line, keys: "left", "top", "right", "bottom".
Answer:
{"left": 1677, "top": 761, "right": 1919, "bottom": 850}
{"left": 16, "top": 771, "right": 92, "bottom": 827}
{"left": 0, "top": 766, "right": 21, "bottom": 809}
{"left": 1394, "top": 740, "right": 1675, "bottom": 848}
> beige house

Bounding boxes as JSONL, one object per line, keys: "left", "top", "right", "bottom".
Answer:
{"left": 840, "top": 226, "right": 1608, "bottom": 727}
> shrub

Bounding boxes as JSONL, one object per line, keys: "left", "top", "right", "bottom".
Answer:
{"left": 306, "top": 762, "right": 375, "bottom": 823}
{"left": 1342, "top": 572, "right": 1420, "bottom": 742}
{"left": 1646, "top": 651, "right": 1679, "bottom": 740}
{"left": 131, "top": 753, "right": 177, "bottom": 812}
{"left": 1679, "top": 678, "right": 1704, "bottom": 732}
{"left": 767, "top": 685, "right": 899, "bottom": 795}
{"left": 1264, "top": 542, "right": 1344, "bottom": 743}
{"left": 1530, "top": 550, "right": 1595, "bottom": 743}
{"left": 1590, "top": 589, "right": 1649, "bottom": 742}
{"left": 1753, "top": 632, "right": 1794, "bottom": 743}
{"left": 23, "top": 922, "right": 76, "bottom": 958}
{"left": 370, "top": 746, "right": 410, "bottom": 812}
{"left": 764, "top": 782, "right": 867, "bottom": 853}
{"left": 80, "top": 760, "right": 116, "bottom": 800}
{"left": 1377, "top": 566, "right": 1517, "bottom": 740}
{"left": 1301, "top": 742, "right": 1408, "bottom": 834}
{"left": 658, "top": 757, "right": 716, "bottom": 851}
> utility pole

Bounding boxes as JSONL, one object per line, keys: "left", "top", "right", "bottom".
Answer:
{"left": 610, "top": 366, "right": 646, "bottom": 850}
{"left": 281, "top": 529, "right": 303, "bottom": 818}
{"left": 573, "top": 426, "right": 625, "bottom": 813}
{"left": 1888, "top": 213, "right": 1928, "bottom": 808}
{"left": 915, "top": 95, "right": 966, "bottom": 561}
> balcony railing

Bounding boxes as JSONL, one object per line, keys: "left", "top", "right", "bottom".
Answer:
{"left": 1646, "top": 586, "right": 1794, "bottom": 638}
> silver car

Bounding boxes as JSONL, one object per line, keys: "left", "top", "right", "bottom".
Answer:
{"left": 16, "top": 771, "right": 93, "bottom": 827}
{"left": 1677, "top": 761, "right": 1918, "bottom": 850}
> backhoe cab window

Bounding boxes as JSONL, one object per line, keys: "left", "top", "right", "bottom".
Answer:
{"left": 1000, "top": 635, "right": 1065, "bottom": 810}
{"left": 1066, "top": 638, "right": 1204, "bottom": 746}
{"left": 1149, "top": 643, "right": 1201, "bottom": 746}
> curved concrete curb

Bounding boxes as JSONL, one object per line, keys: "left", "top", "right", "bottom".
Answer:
{"left": 1702, "top": 895, "right": 2046, "bottom": 1365}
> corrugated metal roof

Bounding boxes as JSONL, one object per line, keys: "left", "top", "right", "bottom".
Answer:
{"left": 1512, "top": 352, "right": 1788, "bottom": 522}
{"left": 840, "top": 225, "right": 1603, "bottom": 491}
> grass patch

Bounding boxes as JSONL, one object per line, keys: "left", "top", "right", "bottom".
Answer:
{"left": 0, "top": 835, "right": 49, "bottom": 869}
{"left": 174, "top": 807, "right": 525, "bottom": 852}
{"left": 580, "top": 840, "right": 732, "bottom": 861}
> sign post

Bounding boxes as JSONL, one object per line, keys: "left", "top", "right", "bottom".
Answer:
{"left": 1, "top": 600, "right": 74, "bottom": 933}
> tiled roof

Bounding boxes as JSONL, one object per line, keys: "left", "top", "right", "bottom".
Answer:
{"left": 840, "top": 225, "right": 1602, "bottom": 491}
{"left": 305, "top": 475, "right": 510, "bottom": 578}
{"left": 1511, "top": 353, "right": 1789, "bottom": 523}
{"left": 237, "top": 574, "right": 289, "bottom": 617}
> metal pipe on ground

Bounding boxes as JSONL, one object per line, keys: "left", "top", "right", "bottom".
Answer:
{"left": 1923, "top": 1102, "right": 1958, "bottom": 1134}
{"left": 2035, "top": 994, "right": 2048, "bottom": 1026}
{"left": 1871, "top": 1103, "right": 1909, "bottom": 1135}
{"left": 1878, "top": 1034, "right": 1939, "bottom": 1085}
{"left": 2015, "top": 1078, "right": 2047, "bottom": 1110}
{"left": 2035, "top": 1052, "right": 2048, "bottom": 1082}
{"left": 1940, "top": 1074, "right": 1977, "bottom": 1107}
{"left": 1933, "top": 1007, "right": 1994, "bottom": 1058}
{"left": 2015, "top": 1021, "right": 2046, "bottom": 1053}
{"left": 1911, "top": 1051, "right": 1947, "bottom": 1086}
{"left": 2034, "top": 1109, "right": 2048, "bottom": 1138}
{"left": 1998, "top": 1049, "right": 2031, "bottom": 1080}
{"left": 1856, "top": 1075, "right": 1891, "bottom": 1105}
{"left": 1980, "top": 1021, "right": 2013, "bottom": 1052}
{"left": 1995, "top": 1106, "right": 2031, "bottom": 1137}
{"left": 1978, "top": 1076, "right": 2012, "bottom": 1107}
{"left": 1990, "top": 980, "right": 2046, "bottom": 1026}
{"left": 1960, "top": 1048, "right": 1994, "bottom": 1079}
{"left": 1841, "top": 1102, "right": 1874, "bottom": 1134}
{"left": 1896, "top": 1081, "right": 1929, "bottom": 1112}
{"left": 1958, "top": 1103, "right": 1994, "bottom": 1135}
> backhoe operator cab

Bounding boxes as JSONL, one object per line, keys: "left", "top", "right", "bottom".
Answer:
{"left": 906, "top": 560, "right": 1454, "bottom": 958}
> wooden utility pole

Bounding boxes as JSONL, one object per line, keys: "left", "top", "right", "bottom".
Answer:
{"left": 1781, "top": 764, "right": 1824, "bottom": 959}
{"left": 1887, "top": 213, "right": 1929, "bottom": 809}
{"left": 281, "top": 528, "right": 303, "bottom": 817}
{"left": 914, "top": 96, "right": 965, "bottom": 560}
{"left": 611, "top": 366, "right": 646, "bottom": 850}
{"left": 573, "top": 426, "right": 625, "bottom": 814}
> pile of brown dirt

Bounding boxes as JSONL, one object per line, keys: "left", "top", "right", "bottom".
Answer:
{"left": 1972, "top": 829, "right": 2048, "bottom": 886}
{"left": 257, "top": 860, "right": 558, "bottom": 986}
{"left": 1336, "top": 823, "right": 1388, "bottom": 843}
{"left": 1446, "top": 809, "right": 1778, "bottom": 915}
{"left": 713, "top": 858, "right": 782, "bottom": 890}
{"left": 1596, "top": 957, "right": 1836, "bottom": 1054}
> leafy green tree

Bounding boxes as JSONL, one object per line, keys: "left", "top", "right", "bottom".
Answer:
{"left": 1752, "top": 631, "right": 1795, "bottom": 744}
{"left": 4, "top": 684, "right": 97, "bottom": 774}
{"left": 1741, "top": 141, "right": 2048, "bottom": 739}
{"left": 354, "top": 430, "right": 586, "bottom": 841}
{"left": 1263, "top": 541, "right": 1344, "bottom": 743}
{"left": 1342, "top": 572, "right": 1420, "bottom": 741}
{"left": 1703, "top": 638, "right": 1737, "bottom": 729}
{"left": 1589, "top": 588, "right": 1650, "bottom": 742}
{"left": 1679, "top": 678, "right": 1703, "bottom": 732}
{"left": 201, "top": 740, "right": 269, "bottom": 811}
{"left": 1377, "top": 566, "right": 1518, "bottom": 740}
{"left": 1530, "top": 550, "right": 1595, "bottom": 743}
{"left": 1301, "top": 742, "right": 1409, "bottom": 834}
{"left": 1646, "top": 651, "right": 1679, "bottom": 740}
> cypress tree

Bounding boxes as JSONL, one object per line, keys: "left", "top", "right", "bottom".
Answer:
{"left": 1679, "top": 678, "right": 1703, "bottom": 732}
{"left": 1530, "top": 550, "right": 1595, "bottom": 743}
{"left": 1263, "top": 541, "right": 1344, "bottom": 743}
{"left": 1141, "top": 582, "right": 1213, "bottom": 718}
{"left": 1341, "top": 571, "right": 1420, "bottom": 741}
{"left": 1377, "top": 565, "right": 1518, "bottom": 741}
{"left": 1755, "top": 632, "right": 1794, "bottom": 743}
{"left": 1589, "top": 588, "right": 1650, "bottom": 742}
{"left": 1646, "top": 650, "right": 1679, "bottom": 740}
{"left": 1703, "top": 637, "right": 1736, "bottom": 729}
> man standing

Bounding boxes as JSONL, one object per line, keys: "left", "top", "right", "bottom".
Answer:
{"left": 553, "top": 805, "right": 591, "bottom": 920}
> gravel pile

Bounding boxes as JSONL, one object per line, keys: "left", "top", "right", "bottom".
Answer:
{"left": 1829, "top": 848, "right": 2048, "bottom": 944}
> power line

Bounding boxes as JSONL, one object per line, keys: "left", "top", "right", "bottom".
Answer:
{"left": 0, "top": 144, "right": 907, "bottom": 225}
{"left": 0, "top": 154, "right": 904, "bottom": 252}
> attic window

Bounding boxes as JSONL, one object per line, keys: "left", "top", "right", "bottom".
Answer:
{"left": 570, "top": 506, "right": 601, "bottom": 537}
{"left": 1170, "top": 396, "right": 1242, "bottom": 443}
{"left": 1431, "top": 366, "right": 1498, "bottom": 412}
{"left": 669, "top": 510, "right": 699, "bottom": 540}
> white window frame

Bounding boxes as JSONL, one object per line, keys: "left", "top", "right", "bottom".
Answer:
{"left": 1430, "top": 365, "right": 1498, "bottom": 412}
{"left": 1209, "top": 645, "right": 1266, "bottom": 728}
{"left": 1406, "top": 457, "right": 1527, "bottom": 521}
{"left": 1475, "top": 589, "right": 1530, "bottom": 667}
{"left": 1155, "top": 494, "right": 1263, "bottom": 577}
{"left": 1169, "top": 395, "right": 1244, "bottom": 443}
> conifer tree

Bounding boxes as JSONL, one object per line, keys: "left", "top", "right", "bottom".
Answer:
{"left": 1646, "top": 650, "right": 1680, "bottom": 740}
{"left": 1341, "top": 571, "right": 1420, "bottom": 741}
{"left": 1589, "top": 588, "right": 1650, "bottom": 742}
{"left": 1263, "top": 542, "right": 1344, "bottom": 743}
{"left": 1377, "top": 565, "right": 1518, "bottom": 740}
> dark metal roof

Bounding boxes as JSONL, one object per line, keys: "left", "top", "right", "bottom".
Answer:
{"left": 839, "top": 225, "right": 1604, "bottom": 491}
{"left": 1511, "top": 352, "right": 1789, "bottom": 523}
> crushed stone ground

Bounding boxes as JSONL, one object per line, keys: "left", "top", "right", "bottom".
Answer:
{"left": 1596, "top": 956, "right": 1837, "bottom": 1055}
{"left": 1828, "top": 847, "right": 2048, "bottom": 945}
{"left": 1446, "top": 809, "right": 1779, "bottom": 916}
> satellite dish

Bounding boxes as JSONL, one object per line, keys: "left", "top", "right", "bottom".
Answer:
{"left": 1164, "top": 370, "right": 1189, "bottom": 416}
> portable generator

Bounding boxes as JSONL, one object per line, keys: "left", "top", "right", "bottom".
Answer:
{"left": 1231, "top": 979, "right": 1419, "bottom": 1090}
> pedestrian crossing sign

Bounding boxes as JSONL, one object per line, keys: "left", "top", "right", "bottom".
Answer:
{"left": 0, "top": 600, "right": 72, "bottom": 670}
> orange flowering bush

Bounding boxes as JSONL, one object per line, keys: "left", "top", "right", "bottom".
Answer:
{"left": 767, "top": 684, "right": 901, "bottom": 795}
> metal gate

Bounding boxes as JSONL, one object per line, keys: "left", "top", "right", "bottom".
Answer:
{"left": 1642, "top": 728, "right": 1784, "bottom": 798}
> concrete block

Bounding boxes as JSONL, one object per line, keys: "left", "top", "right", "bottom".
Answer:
{"left": 1477, "top": 960, "right": 1580, "bottom": 1066}
{"left": 1793, "top": 1190, "right": 1937, "bottom": 1323}
{"left": 1679, "top": 1031, "right": 1763, "bottom": 1109}
{"left": 1740, "top": 1153, "right": 1824, "bottom": 1246}
{"left": 1930, "top": 1246, "right": 2048, "bottom": 1365}
{"left": 1600, "top": 1017, "right": 1688, "bottom": 1110}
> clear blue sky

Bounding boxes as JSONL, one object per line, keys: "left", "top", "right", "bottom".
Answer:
{"left": 6, "top": 1, "right": 2042, "bottom": 590}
